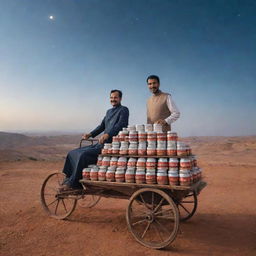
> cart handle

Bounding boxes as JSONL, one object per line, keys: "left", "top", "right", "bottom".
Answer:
{"left": 79, "top": 138, "right": 98, "bottom": 148}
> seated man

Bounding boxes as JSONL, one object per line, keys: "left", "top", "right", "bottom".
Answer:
{"left": 62, "top": 89, "right": 129, "bottom": 189}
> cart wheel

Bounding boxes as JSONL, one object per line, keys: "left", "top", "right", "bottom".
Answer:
{"left": 126, "top": 188, "right": 179, "bottom": 249}
{"left": 177, "top": 190, "right": 197, "bottom": 221}
{"left": 40, "top": 173, "right": 77, "bottom": 220}
{"left": 78, "top": 195, "right": 101, "bottom": 208}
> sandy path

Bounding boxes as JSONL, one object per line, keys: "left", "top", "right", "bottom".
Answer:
{"left": 0, "top": 160, "right": 256, "bottom": 256}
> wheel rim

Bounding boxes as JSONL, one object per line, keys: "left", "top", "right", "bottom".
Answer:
{"left": 78, "top": 195, "right": 101, "bottom": 208}
{"left": 178, "top": 191, "right": 197, "bottom": 221}
{"left": 40, "top": 173, "right": 77, "bottom": 219}
{"left": 126, "top": 188, "right": 179, "bottom": 249}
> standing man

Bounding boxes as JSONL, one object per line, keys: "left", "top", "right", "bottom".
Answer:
{"left": 146, "top": 75, "right": 180, "bottom": 132}
{"left": 62, "top": 89, "right": 129, "bottom": 189}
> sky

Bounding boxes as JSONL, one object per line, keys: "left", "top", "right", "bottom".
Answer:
{"left": 0, "top": 0, "right": 256, "bottom": 136}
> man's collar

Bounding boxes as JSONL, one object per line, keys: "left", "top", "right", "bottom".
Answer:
{"left": 112, "top": 104, "right": 121, "bottom": 108}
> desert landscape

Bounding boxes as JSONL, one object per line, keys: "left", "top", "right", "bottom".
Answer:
{"left": 0, "top": 131, "right": 256, "bottom": 256}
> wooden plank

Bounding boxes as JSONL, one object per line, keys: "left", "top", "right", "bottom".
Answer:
{"left": 80, "top": 179, "right": 204, "bottom": 191}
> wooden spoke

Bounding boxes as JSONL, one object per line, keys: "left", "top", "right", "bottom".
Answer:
{"left": 179, "top": 203, "right": 190, "bottom": 214}
{"left": 54, "top": 200, "right": 60, "bottom": 214}
{"left": 132, "top": 218, "right": 147, "bottom": 227}
{"left": 140, "top": 194, "right": 151, "bottom": 210}
{"left": 141, "top": 222, "right": 151, "bottom": 239}
{"left": 152, "top": 222, "right": 164, "bottom": 242}
{"left": 155, "top": 219, "right": 171, "bottom": 235}
{"left": 153, "top": 197, "right": 164, "bottom": 213}
{"left": 61, "top": 199, "right": 68, "bottom": 213}
{"left": 46, "top": 198, "right": 58, "bottom": 207}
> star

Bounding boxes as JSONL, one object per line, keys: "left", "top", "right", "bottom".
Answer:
{"left": 49, "top": 15, "right": 55, "bottom": 20}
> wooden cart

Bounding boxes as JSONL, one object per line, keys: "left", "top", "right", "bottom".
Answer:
{"left": 40, "top": 140, "right": 206, "bottom": 249}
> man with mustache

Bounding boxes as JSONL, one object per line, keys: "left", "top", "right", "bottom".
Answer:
{"left": 147, "top": 75, "right": 180, "bottom": 132}
{"left": 62, "top": 89, "right": 129, "bottom": 189}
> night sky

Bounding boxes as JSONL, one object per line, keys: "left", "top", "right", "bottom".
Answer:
{"left": 1, "top": 0, "right": 255, "bottom": 136}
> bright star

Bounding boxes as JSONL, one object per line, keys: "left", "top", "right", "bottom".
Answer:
{"left": 49, "top": 15, "right": 55, "bottom": 20}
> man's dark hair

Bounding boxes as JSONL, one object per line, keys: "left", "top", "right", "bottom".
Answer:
{"left": 110, "top": 89, "right": 122, "bottom": 98}
{"left": 146, "top": 75, "right": 160, "bottom": 84}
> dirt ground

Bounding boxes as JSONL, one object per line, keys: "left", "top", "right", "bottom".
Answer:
{"left": 1, "top": 153, "right": 256, "bottom": 255}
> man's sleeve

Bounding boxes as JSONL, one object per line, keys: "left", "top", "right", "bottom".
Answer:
{"left": 165, "top": 94, "right": 180, "bottom": 125}
{"left": 105, "top": 107, "right": 129, "bottom": 137}
{"left": 90, "top": 115, "right": 106, "bottom": 138}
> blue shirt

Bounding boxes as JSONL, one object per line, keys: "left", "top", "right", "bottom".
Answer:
{"left": 90, "top": 104, "right": 129, "bottom": 143}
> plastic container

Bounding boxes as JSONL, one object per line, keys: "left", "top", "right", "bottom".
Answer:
{"left": 146, "top": 170, "right": 156, "bottom": 184}
{"left": 180, "top": 158, "right": 192, "bottom": 170}
{"left": 135, "top": 169, "right": 146, "bottom": 184}
{"left": 98, "top": 166, "right": 107, "bottom": 181}
{"left": 157, "top": 171, "right": 168, "bottom": 185}
{"left": 117, "top": 157, "right": 127, "bottom": 167}
{"left": 106, "top": 167, "right": 115, "bottom": 182}
{"left": 136, "top": 158, "right": 146, "bottom": 168}
{"left": 102, "top": 156, "right": 111, "bottom": 167}
{"left": 82, "top": 168, "right": 91, "bottom": 180}
{"left": 167, "top": 132, "right": 178, "bottom": 141}
{"left": 110, "top": 157, "right": 118, "bottom": 167}
{"left": 157, "top": 132, "right": 167, "bottom": 141}
{"left": 153, "top": 124, "right": 163, "bottom": 132}
{"left": 158, "top": 158, "right": 168, "bottom": 169}
{"left": 127, "top": 157, "right": 137, "bottom": 168}
{"left": 179, "top": 170, "right": 192, "bottom": 186}
{"left": 90, "top": 167, "right": 99, "bottom": 181}
{"left": 115, "top": 167, "right": 125, "bottom": 182}
{"left": 138, "top": 131, "right": 147, "bottom": 142}
{"left": 146, "top": 158, "right": 156, "bottom": 168}
{"left": 96, "top": 156, "right": 103, "bottom": 166}
{"left": 125, "top": 167, "right": 135, "bottom": 183}
{"left": 144, "top": 124, "right": 153, "bottom": 132}
{"left": 168, "top": 170, "right": 179, "bottom": 185}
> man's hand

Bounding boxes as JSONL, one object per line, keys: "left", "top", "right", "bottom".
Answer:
{"left": 155, "top": 119, "right": 168, "bottom": 126}
{"left": 99, "top": 133, "right": 109, "bottom": 144}
{"left": 82, "top": 133, "right": 91, "bottom": 140}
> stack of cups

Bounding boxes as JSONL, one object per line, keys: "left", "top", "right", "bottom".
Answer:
{"left": 167, "top": 132, "right": 177, "bottom": 156}
{"left": 157, "top": 158, "right": 168, "bottom": 185}
{"left": 120, "top": 141, "right": 129, "bottom": 155}
{"left": 144, "top": 124, "right": 153, "bottom": 132}
{"left": 179, "top": 157, "right": 192, "bottom": 186}
{"left": 112, "top": 141, "right": 120, "bottom": 154}
{"left": 146, "top": 158, "right": 156, "bottom": 184}
{"left": 157, "top": 132, "right": 167, "bottom": 156}
{"left": 168, "top": 158, "right": 179, "bottom": 185}
{"left": 147, "top": 131, "right": 157, "bottom": 155}
{"left": 128, "top": 142, "right": 138, "bottom": 155}
{"left": 136, "top": 157, "right": 146, "bottom": 184}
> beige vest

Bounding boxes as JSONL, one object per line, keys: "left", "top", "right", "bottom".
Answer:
{"left": 147, "top": 90, "right": 171, "bottom": 132}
